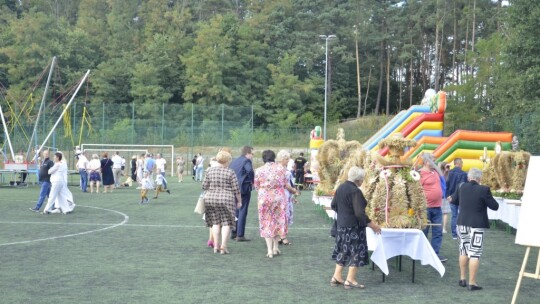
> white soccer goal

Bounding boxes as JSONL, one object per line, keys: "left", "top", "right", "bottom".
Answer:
{"left": 81, "top": 144, "right": 175, "bottom": 176}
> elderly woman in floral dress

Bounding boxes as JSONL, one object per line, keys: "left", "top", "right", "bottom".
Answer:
{"left": 276, "top": 150, "right": 299, "bottom": 245}
{"left": 254, "top": 150, "right": 298, "bottom": 258}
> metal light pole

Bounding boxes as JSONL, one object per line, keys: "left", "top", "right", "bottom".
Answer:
{"left": 319, "top": 34, "right": 336, "bottom": 141}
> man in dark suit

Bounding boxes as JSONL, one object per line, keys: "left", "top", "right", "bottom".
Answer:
{"left": 229, "top": 146, "right": 254, "bottom": 241}
{"left": 446, "top": 158, "right": 468, "bottom": 239}
{"left": 448, "top": 167, "right": 499, "bottom": 291}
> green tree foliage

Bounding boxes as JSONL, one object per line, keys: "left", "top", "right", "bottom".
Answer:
{"left": 0, "top": 0, "right": 538, "bottom": 151}
{"left": 181, "top": 14, "right": 237, "bottom": 106}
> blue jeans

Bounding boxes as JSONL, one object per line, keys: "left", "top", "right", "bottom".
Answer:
{"left": 34, "top": 181, "right": 51, "bottom": 210}
{"left": 450, "top": 203, "right": 459, "bottom": 238}
{"left": 160, "top": 172, "right": 168, "bottom": 189}
{"left": 423, "top": 207, "right": 443, "bottom": 255}
{"left": 79, "top": 169, "right": 88, "bottom": 192}
{"left": 195, "top": 166, "right": 204, "bottom": 181}
{"left": 235, "top": 192, "right": 251, "bottom": 237}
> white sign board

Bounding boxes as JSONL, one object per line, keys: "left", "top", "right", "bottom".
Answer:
{"left": 515, "top": 156, "right": 540, "bottom": 247}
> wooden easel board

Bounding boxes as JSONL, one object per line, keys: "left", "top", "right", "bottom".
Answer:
{"left": 515, "top": 156, "right": 540, "bottom": 247}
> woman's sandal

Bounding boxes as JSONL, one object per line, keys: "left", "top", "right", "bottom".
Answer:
{"left": 279, "top": 238, "right": 291, "bottom": 245}
{"left": 266, "top": 253, "right": 273, "bottom": 259}
{"left": 220, "top": 247, "right": 229, "bottom": 255}
{"left": 344, "top": 280, "right": 365, "bottom": 289}
{"left": 273, "top": 248, "right": 281, "bottom": 256}
{"left": 330, "top": 277, "right": 344, "bottom": 287}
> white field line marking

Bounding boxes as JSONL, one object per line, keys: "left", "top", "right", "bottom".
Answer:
{"left": 0, "top": 221, "right": 328, "bottom": 230}
{"left": 0, "top": 205, "right": 129, "bottom": 247}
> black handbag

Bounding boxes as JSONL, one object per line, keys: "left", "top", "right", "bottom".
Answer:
{"left": 330, "top": 219, "right": 337, "bottom": 238}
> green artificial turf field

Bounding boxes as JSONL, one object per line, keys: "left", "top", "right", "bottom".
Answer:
{"left": 0, "top": 178, "right": 537, "bottom": 304}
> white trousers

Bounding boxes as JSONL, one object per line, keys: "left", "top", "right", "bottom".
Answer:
{"left": 43, "top": 181, "right": 66, "bottom": 212}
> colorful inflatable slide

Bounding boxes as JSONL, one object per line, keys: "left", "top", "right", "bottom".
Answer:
{"left": 362, "top": 90, "right": 514, "bottom": 171}
{"left": 430, "top": 130, "right": 513, "bottom": 171}
{"left": 363, "top": 91, "right": 446, "bottom": 156}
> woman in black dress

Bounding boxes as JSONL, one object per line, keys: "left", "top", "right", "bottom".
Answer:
{"left": 100, "top": 152, "right": 114, "bottom": 193}
{"left": 330, "top": 166, "right": 381, "bottom": 289}
{"left": 130, "top": 155, "right": 137, "bottom": 181}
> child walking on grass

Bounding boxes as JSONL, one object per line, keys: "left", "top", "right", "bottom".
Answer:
{"left": 140, "top": 171, "right": 153, "bottom": 204}
{"left": 154, "top": 168, "right": 171, "bottom": 199}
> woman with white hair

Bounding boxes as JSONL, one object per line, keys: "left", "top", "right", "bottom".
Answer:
{"left": 448, "top": 167, "right": 499, "bottom": 291}
{"left": 88, "top": 154, "right": 102, "bottom": 193}
{"left": 276, "top": 150, "right": 300, "bottom": 246}
{"left": 330, "top": 166, "right": 381, "bottom": 289}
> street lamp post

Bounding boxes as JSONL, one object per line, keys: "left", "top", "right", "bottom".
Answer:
{"left": 319, "top": 34, "right": 337, "bottom": 141}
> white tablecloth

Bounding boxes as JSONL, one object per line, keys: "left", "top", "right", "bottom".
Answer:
{"left": 313, "top": 194, "right": 333, "bottom": 208}
{"left": 366, "top": 228, "right": 445, "bottom": 277}
{"left": 488, "top": 197, "right": 521, "bottom": 229}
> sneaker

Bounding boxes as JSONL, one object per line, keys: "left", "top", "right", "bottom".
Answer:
{"left": 29, "top": 207, "right": 40, "bottom": 212}
{"left": 438, "top": 255, "right": 448, "bottom": 262}
{"left": 452, "top": 236, "right": 458, "bottom": 240}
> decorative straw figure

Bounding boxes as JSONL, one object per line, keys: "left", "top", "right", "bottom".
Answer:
{"left": 493, "top": 152, "right": 513, "bottom": 191}
{"left": 363, "top": 133, "right": 427, "bottom": 229}
{"left": 511, "top": 151, "right": 530, "bottom": 192}
{"left": 376, "top": 134, "right": 416, "bottom": 167}
{"left": 316, "top": 129, "right": 363, "bottom": 195}
{"left": 481, "top": 163, "right": 499, "bottom": 190}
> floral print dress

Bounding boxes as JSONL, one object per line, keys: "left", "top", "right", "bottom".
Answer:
{"left": 254, "top": 162, "right": 288, "bottom": 238}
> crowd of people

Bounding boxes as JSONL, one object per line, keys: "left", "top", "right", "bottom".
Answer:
{"left": 328, "top": 156, "right": 499, "bottom": 291}
{"left": 29, "top": 149, "right": 179, "bottom": 212}
{"left": 27, "top": 146, "right": 500, "bottom": 292}
{"left": 199, "top": 147, "right": 300, "bottom": 258}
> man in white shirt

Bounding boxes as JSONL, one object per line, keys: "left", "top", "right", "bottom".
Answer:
{"left": 111, "top": 152, "right": 123, "bottom": 188}
{"left": 76, "top": 151, "right": 89, "bottom": 192}
{"left": 155, "top": 153, "right": 168, "bottom": 189}
{"left": 287, "top": 158, "right": 295, "bottom": 177}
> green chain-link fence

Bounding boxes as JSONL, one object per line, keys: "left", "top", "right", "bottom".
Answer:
{"left": 2, "top": 101, "right": 538, "bottom": 165}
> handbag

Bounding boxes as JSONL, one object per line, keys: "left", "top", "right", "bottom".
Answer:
{"left": 194, "top": 192, "right": 205, "bottom": 214}
{"left": 330, "top": 219, "right": 337, "bottom": 238}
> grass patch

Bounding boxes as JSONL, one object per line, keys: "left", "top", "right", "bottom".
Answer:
{"left": 0, "top": 178, "right": 537, "bottom": 303}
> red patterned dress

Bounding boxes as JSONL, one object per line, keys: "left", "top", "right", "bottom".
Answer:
{"left": 254, "top": 162, "right": 288, "bottom": 238}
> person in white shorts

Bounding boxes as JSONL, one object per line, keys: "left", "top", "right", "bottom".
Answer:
{"left": 448, "top": 168, "right": 499, "bottom": 291}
